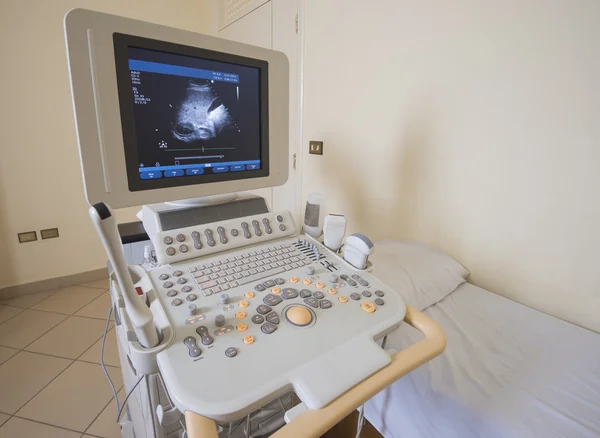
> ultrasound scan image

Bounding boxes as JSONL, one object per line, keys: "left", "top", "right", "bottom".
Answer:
{"left": 171, "top": 79, "right": 236, "bottom": 142}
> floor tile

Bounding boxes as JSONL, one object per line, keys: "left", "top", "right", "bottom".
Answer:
{"left": 79, "top": 327, "right": 120, "bottom": 367}
{"left": 0, "top": 417, "right": 80, "bottom": 438}
{"left": 85, "top": 388, "right": 125, "bottom": 438}
{"left": 25, "top": 316, "right": 109, "bottom": 359}
{"left": 75, "top": 292, "right": 112, "bottom": 320}
{"left": 0, "top": 414, "right": 8, "bottom": 427}
{"left": 17, "top": 361, "right": 123, "bottom": 432}
{"left": 0, "top": 290, "right": 56, "bottom": 308}
{"left": 0, "top": 351, "right": 72, "bottom": 414}
{"left": 0, "top": 309, "right": 67, "bottom": 349}
{"left": 0, "top": 305, "right": 23, "bottom": 325}
{"left": 81, "top": 278, "right": 110, "bottom": 290}
{"left": 0, "top": 346, "right": 18, "bottom": 366}
{"left": 32, "top": 286, "right": 105, "bottom": 315}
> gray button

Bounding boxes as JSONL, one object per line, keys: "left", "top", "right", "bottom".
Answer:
{"left": 171, "top": 298, "right": 183, "bottom": 306}
{"left": 319, "top": 299, "right": 333, "bottom": 309}
{"left": 256, "top": 305, "right": 272, "bottom": 315}
{"left": 262, "top": 218, "right": 272, "bottom": 234}
{"left": 304, "top": 297, "right": 319, "bottom": 308}
{"left": 306, "top": 266, "right": 315, "bottom": 275}
{"left": 182, "top": 285, "right": 192, "bottom": 293}
{"left": 163, "top": 236, "right": 173, "bottom": 245}
{"left": 279, "top": 224, "right": 287, "bottom": 231}
{"left": 215, "top": 314, "right": 225, "bottom": 327}
{"left": 350, "top": 292, "right": 361, "bottom": 301}
{"left": 204, "top": 229, "right": 216, "bottom": 247}
{"left": 359, "top": 280, "right": 369, "bottom": 287}
{"left": 362, "top": 291, "right": 372, "bottom": 298}
{"left": 167, "top": 290, "right": 177, "bottom": 297}
{"left": 183, "top": 336, "right": 201, "bottom": 358}
{"left": 282, "top": 288, "right": 299, "bottom": 300}
{"left": 373, "top": 290, "right": 384, "bottom": 297}
{"left": 263, "top": 294, "right": 283, "bottom": 306}
{"left": 225, "top": 347, "right": 238, "bottom": 358}
{"left": 241, "top": 222, "right": 251, "bottom": 239}
{"left": 166, "top": 247, "right": 176, "bottom": 256}
{"left": 374, "top": 298, "right": 385, "bottom": 306}
{"left": 276, "top": 215, "right": 284, "bottom": 223}
{"left": 263, "top": 280, "right": 276, "bottom": 288}
{"left": 159, "top": 274, "right": 169, "bottom": 280}
{"left": 179, "top": 244, "right": 189, "bottom": 253}
{"left": 261, "top": 322, "right": 278, "bottom": 334}
{"left": 176, "top": 234, "right": 186, "bottom": 242}
{"left": 347, "top": 279, "right": 357, "bottom": 286}
{"left": 255, "top": 284, "right": 266, "bottom": 292}
{"left": 186, "top": 294, "right": 198, "bottom": 301}
{"left": 231, "top": 228, "right": 239, "bottom": 237}
{"left": 313, "top": 291, "right": 325, "bottom": 300}
{"left": 252, "top": 314, "right": 264, "bottom": 324}
{"left": 329, "top": 274, "right": 339, "bottom": 283}
{"left": 266, "top": 312, "right": 280, "bottom": 324}
{"left": 188, "top": 304, "right": 197, "bottom": 315}
{"left": 351, "top": 274, "right": 362, "bottom": 281}
{"left": 177, "top": 278, "right": 187, "bottom": 284}
{"left": 219, "top": 294, "right": 230, "bottom": 305}
{"left": 191, "top": 231, "right": 203, "bottom": 250}
{"left": 252, "top": 220, "right": 262, "bottom": 236}
{"left": 173, "top": 270, "right": 183, "bottom": 277}
{"left": 300, "top": 289, "right": 312, "bottom": 298}
{"left": 275, "top": 278, "right": 286, "bottom": 285}
{"left": 217, "top": 226, "right": 228, "bottom": 244}
{"left": 163, "top": 281, "right": 173, "bottom": 288}
{"left": 195, "top": 326, "right": 214, "bottom": 345}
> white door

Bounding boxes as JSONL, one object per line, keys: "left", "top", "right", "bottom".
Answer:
{"left": 218, "top": 0, "right": 301, "bottom": 223}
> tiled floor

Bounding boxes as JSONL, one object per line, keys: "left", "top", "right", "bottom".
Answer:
{"left": 0, "top": 279, "right": 125, "bottom": 437}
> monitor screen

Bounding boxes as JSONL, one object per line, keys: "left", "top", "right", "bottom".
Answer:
{"left": 113, "top": 34, "right": 270, "bottom": 192}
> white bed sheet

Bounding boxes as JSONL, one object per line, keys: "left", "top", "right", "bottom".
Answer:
{"left": 365, "top": 283, "right": 600, "bottom": 438}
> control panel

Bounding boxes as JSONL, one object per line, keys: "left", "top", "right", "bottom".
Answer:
{"left": 145, "top": 228, "right": 406, "bottom": 422}
{"left": 153, "top": 211, "right": 296, "bottom": 265}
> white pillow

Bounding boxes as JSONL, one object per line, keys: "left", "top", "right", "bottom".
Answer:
{"left": 370, "top": 240, "right": 469, "bottom": 311}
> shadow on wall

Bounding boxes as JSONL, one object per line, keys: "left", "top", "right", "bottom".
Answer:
{"left": 0, "top": 186, "right": 16, "bottom": 286}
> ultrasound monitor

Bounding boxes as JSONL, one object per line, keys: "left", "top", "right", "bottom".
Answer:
{"left": 65, "top": 9, "right": 289, "bottom": 208}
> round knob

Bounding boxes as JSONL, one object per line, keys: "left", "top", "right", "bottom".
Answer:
{"left": 306, "top": 266, "right": 315, "bottom": 275}
{"left": 329, "top": 274, "right": 339, "bottom": 283}
{"left": 285, "top": 306, "right": 313, "bottom": 327}
{"left": 188, "top": 304, "right": 197, "bottom": 316}
{"left": 219, "top": 294, "right": 229, "bottom": 305}
{"left": 215, "top": 314, "right": 225, "bottom": 327}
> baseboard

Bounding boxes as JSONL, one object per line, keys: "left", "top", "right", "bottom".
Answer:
{"left": 0, "top": 267, "right": 109, "bottom": 301}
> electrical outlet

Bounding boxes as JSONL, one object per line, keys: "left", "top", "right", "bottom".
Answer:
{"left": 18, "top": 231, "right": 37, "bottom": 243}
{"left": 309, "top": 141, "right": 323, "bottom": 155}
{"left": 41, "top": 228, "right": 59, "bottom": 239}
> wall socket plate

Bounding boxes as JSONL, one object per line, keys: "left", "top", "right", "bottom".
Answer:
{"left": 18, "top": 231, "right": 37, "bottom": 243}
{"left": 41, "top": 228, "right": 59, "bottom": 239}
{"left": 309, "top": 141, "right": 323, "bottom": 155}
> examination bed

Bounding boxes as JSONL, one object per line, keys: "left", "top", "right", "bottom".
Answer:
{"left": 365, "top": 241, "right": 600, "bottom": 438}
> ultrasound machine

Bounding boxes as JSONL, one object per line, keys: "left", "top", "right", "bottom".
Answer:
{"left": 64, "top": 9, "right": 446, "bottom": 438}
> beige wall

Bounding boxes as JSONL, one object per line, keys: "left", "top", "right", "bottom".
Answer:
{"left": 0, "top": 0, "right": 215, "bottom": 288}
{"left": 302, "top": 0, "right": 600, "bottom": 332}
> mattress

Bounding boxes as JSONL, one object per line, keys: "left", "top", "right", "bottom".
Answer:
{"left": 364, "top": 283, "right": 600, "bottom": 438}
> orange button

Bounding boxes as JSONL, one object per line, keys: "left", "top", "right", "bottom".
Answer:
{"left": 237, "top": 323, "right": 248, "bottom": 332}
{"left": 290, "top": 277, "right": 299, "bottom": 283}
{"left": 338, "top": 296, "right": 348, "bottom": 303}
{"left": 315, "top": 282, "right": 325, "bottom": 289}
{"left": 236, "top": 311, "right": 247, "bottom": 320}
{"left": 361, "top": 302, "right": 376, "bottom": 313}
{"left": 239, "top": 300, "right": 249, "bottom": 308}
{"left": 245, "top": 291, "right": 255, "bottom": 299}
{"left": 328, "top": 288, "right": 338, "bottom": 295}
{"left": 272, "top": 287, "right": 281, "bottom": 294}
{"left": 243, "top": 335, "right": 255, "bottom": 345}
{"left": 303, "top": 278, "right": 312, "bottom": 285}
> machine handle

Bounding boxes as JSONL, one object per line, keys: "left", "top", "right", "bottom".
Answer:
{"left": 184, "top": 305, "right": 446, "bottom": 438}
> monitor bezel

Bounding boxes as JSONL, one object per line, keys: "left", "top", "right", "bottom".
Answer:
{"left": 113, "top": 33, "right": 270, "bottom": 192}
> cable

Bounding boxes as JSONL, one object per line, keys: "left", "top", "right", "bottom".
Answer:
{"left": 101, "top": 306, "right": 144, "bottom": 422}
{"left": 356, "top": 405, "right": 365, "bottom": 438}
